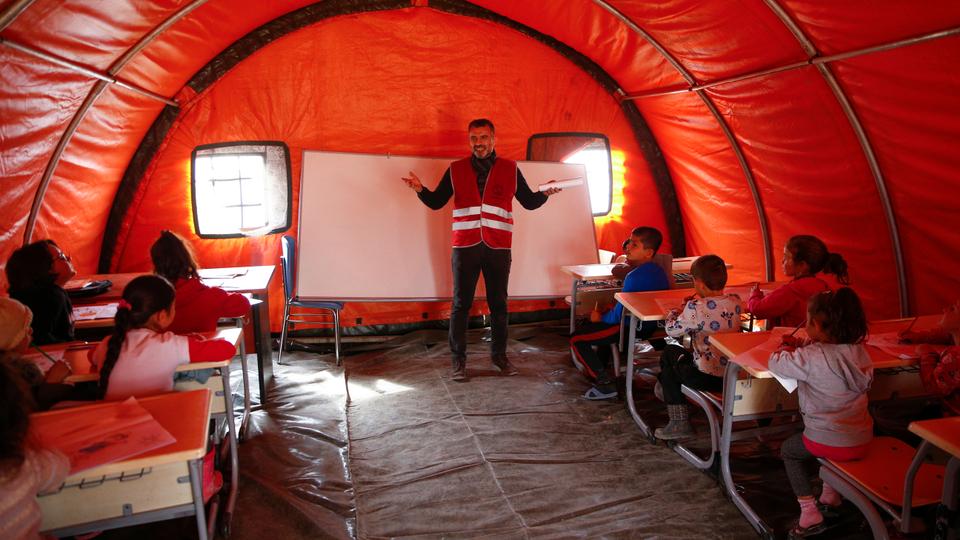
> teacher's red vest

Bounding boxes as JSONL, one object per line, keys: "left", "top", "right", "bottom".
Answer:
{"left": 450, "top": 157, "right": 517, "bottom": 249}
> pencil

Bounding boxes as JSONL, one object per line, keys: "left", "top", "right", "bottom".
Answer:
{"left": 31, "top": 344, "right": 58, "bottom": 364}
{"left": 788, "top": 322, "right": 804, "bottom": 337}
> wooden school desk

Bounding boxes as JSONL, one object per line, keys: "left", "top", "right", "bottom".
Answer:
{"left": 613, "top": 282, "right": 783, "bottom": 441}
{"left": 46, "top": 327, "right": 245, "bottom": 533}
{"left": 909, "top": 417, "right": 960, "bottom": 539}
{"left": 35, "top": 389, "right": 214, "bottom": 539}
{"left": 70, "top": 265, "right": 276, "bottom": 401}
{"left": 706, "top": 315, "right": 941, "bottom": 537}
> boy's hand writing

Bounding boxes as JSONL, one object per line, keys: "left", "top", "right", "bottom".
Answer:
{"left": 779, "top": 335, "right": 803, "bottom": 351}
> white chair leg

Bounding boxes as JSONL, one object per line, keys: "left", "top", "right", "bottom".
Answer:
{"left": 278, "top": 305, "right": 291, "bottom": 365}
{"left": 333, "top": 308, "right": 341, "bottom": 366}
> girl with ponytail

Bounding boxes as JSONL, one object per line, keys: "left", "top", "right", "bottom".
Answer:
{"left": 768, "top": 288, "right": 872, "bottom": 537}
{"left": 748, "top": 235, "right": 851, "bottom": 327}
{"left": 91, "top": 275, "right": 235, "bottom": 400}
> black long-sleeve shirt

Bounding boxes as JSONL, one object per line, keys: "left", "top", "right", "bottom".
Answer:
{"left": 417, "top": 163, "right": 548, "bottom": 211}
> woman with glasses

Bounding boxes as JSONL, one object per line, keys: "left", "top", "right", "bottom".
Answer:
{"left": 5, "top": 240, "right": 77, "bottom": 344}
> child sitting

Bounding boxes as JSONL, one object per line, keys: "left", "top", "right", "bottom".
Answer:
{"left": 0, "top": 360, "right": 70, "bottom": 539}
{"left": 570, "top": 226, "right": 670, "bottom": 400}
{"left": 151, "top": 230, "right": 250, "bottom": 334}
{"left": 5, "top": 240, "right": 77, "bottom": 344}
{"left": 768, "top": 288, "right": 872, "bottom": 539}
{"left": 654, "top": 255, "right": 742, "bottom": 439}
{"left": 90, "top": 275, "right": 236, "bottom": 400}
{"left": 0, "top": 297, "right": 74, "bottom": 410}
{"left": 749, "top": 235, "right": 849, "bottom": 328}
{"left": 611, "top": 237, "right": 636, "bottom": 279}
{"left": 901, "top": 301, "right": 960, "bottom": 416}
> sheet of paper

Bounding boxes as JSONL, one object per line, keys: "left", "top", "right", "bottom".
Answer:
{"left": 34, "top": 397, "right": 176, "bottom": 475}
{"left": 22, "top": 348, "right": 66, "bottom": 374}
{"left": 655, "top": 298, "right": 685, "bottom": 315}
{"left": 201, "top": 268, "right": 248, "bottom": 280}
{"left": 866, "top": 332, "right": 921, "bottom": 360}
{"left": 730, "top": 328, "right": 803, "bottom": 392}
{"left": 72, "top": 303, "right": 119, "bottom": 321}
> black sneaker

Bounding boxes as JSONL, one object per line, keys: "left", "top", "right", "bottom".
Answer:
{"left": 491, "top": 354, "right": 518, "bottom": 376}
{"left": 452, "top": 357, "right": 467, "bottom": 381}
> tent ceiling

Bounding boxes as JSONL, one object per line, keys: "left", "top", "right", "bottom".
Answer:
{"left": 2, "top": 0, "right": 959, "bottom": 321}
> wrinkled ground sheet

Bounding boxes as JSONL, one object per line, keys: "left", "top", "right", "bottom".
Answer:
{"left": 95, "top": 323, "right": 886, "bottom": 539}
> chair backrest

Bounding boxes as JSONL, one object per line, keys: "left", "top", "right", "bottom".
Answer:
{"left": 280, "top": 235, "right": 296, "bottom": 302}
{"left": 653, "top": 252, "right": 675, "bottom": 289}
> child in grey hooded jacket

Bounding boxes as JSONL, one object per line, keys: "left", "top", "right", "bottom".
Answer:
{"left": 768, "top": 287, "right": 872, "bottom": 539}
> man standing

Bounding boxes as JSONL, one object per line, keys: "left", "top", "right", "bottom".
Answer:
{"left": 401, "top": 119, "right": 560, "bottom": 381}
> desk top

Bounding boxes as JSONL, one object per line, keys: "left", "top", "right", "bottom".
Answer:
{"left": 909, "top": 417, "right": 960, "bottom": 458}
{"left": 615, "top": 281, "right": 786, "bottom": 322}
{"left": 561, "top": 258, "right": 729, "bottom": 280}
{"left": 31, "top": 388, "right": 212, "bottom": 478}
{"left": 45, "top": 327, "right": 242, "bottom": 384}
{"left": 711, "top": 315, "right": 941, "bottom": 378}
{"left": 70, "top": 265, "right": 275, "bottom": 305}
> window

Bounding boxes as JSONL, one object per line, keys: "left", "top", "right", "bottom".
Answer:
{"left": 191, "top": 142, "right": 292, "bottom": 238}
{"left": 526, "top": 133, "right": 612, "bottom": 216}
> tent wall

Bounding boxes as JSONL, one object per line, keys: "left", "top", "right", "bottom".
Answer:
{"left": 107, "top": 7, "right": 671, "bottom": 328}
{"left": 2, "top": 0, "right": 960, "bottom": 327}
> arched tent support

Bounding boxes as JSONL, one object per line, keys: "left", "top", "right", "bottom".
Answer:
{"left": 0, "top": 0, "right": 35, "bottom": 32}
{"left": 762, "top": 0, "right": 910, "bottom": 316}
{"left": 99, "top": 0, "right": 686, "bottom": 270}
{"left": 593, "top": 0, "right": 775, "bottom": 282}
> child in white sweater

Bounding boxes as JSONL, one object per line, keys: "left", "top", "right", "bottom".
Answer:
{"left": 768, "top": 287, "right": 872, "bottom": 539}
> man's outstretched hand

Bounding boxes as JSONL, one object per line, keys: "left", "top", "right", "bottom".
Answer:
{"left": 401, "top": 171, "right": 423, "bottom": 193}
{"left": 541, "top": 179, "right": 562, "bottom": 196}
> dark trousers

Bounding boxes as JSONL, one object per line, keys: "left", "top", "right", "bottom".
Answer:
{"left": 570, "top": 320, "right": 659, "bottom": 386}
{"left": 450, "top": 244, "right": 511, "bottom": 359}
{"left": 781, "top": 432, "right": 816, "bottom": 498}
{"left": 657, "top": 344, "right": 723, "bottom": 405}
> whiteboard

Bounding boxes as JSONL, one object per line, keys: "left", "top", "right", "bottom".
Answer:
{"left": 297, "top": 150, "right": 598, "bottom": 300}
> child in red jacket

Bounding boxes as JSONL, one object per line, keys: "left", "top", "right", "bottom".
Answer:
{"left": 748, "top": 235, "right": 849, "bottom": 328}
{"left": 150, "top": 230, "right": 250, "bottom": 334}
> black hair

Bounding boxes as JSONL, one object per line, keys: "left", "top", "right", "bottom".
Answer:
{"left": 467, "top": 118, "right": 495, "bottom": 133}
{"left": 0, "top": 359, "right": 35, "bottom": 473}
{"left": 99, "top": 275, "right": 176, "bottom": 399}
{"left": 621, "top": 237, "right": 630, "bottom": 251}
{"left": 5, "top": 240, "right": 59, "bottom": 293}
{"left": 691, "top": 254, "right": 728, "bottom": 291}
{"left": 807, "top": 287, "right": 867, "bottom": 344}
{"left": 631, "top": 226, "right": 663, "bottom": 254}
{"left": 151, "top": 230, "right": 200, "bottom": 282}
{"left": 785, "top": 235, "right": 850, "bottom": 284}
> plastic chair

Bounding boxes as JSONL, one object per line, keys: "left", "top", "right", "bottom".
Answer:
{"left": 279, "top": 235, "right": 344, "bottom": 365}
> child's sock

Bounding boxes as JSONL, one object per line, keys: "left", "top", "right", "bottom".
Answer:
{"left": 798, "top": 496, "right": 823, "bottom": 528}
{"left": 819, "top": 482, "right": 842, "bottom": 507}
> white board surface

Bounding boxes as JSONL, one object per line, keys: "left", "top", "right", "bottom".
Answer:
{"left": 297, "top": 150, "right": 598, "bottom": 300}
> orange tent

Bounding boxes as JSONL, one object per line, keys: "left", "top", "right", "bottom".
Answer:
{"left": 3, "top": 0, "right": 959, "bottom": 329}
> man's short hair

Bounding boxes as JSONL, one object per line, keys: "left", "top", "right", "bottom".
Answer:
{"left": 690, "top": 254, "right": 728, "bottom": 290}
{"left": 468, "top": 118, "right": 495, "bottom": 133}
{"left": 630, "top": 226, "right": 662, "bottom": 254}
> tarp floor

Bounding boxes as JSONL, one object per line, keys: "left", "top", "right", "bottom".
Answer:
{"left": 90, "top": 323, "right": 884, "bottom": 539}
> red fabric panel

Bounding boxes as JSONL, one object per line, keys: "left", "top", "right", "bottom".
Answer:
{"left": 2, "top": 0, "right": 192, "bottom": 71}
{"left": 781, "top": 0, "right": 960, "bottom": 55}
{"left": 608, "top": 0, "right": 806, "bottom": 82}
{"left": 118, "top": 0, "right": 308, "bottom": 96}
{"left": 0, "top": 45, "right": 92, "bottom": 288}
{"left": 32, "top": 86, "right": 165, "bottom": 278}
{"left": 707, "top": 68, "right": 899, "bottom": 319}
{"left": 113, "top": 8, "right": 668, "bottom": 328}
{"left": 633, "top": 92, "right": 765, "bottom": 285}
{"left": 471, "top": 0, "right": 686, "bottom": 92}
{"left": 830, "top": 37, "right": 960, "bottom": 315}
